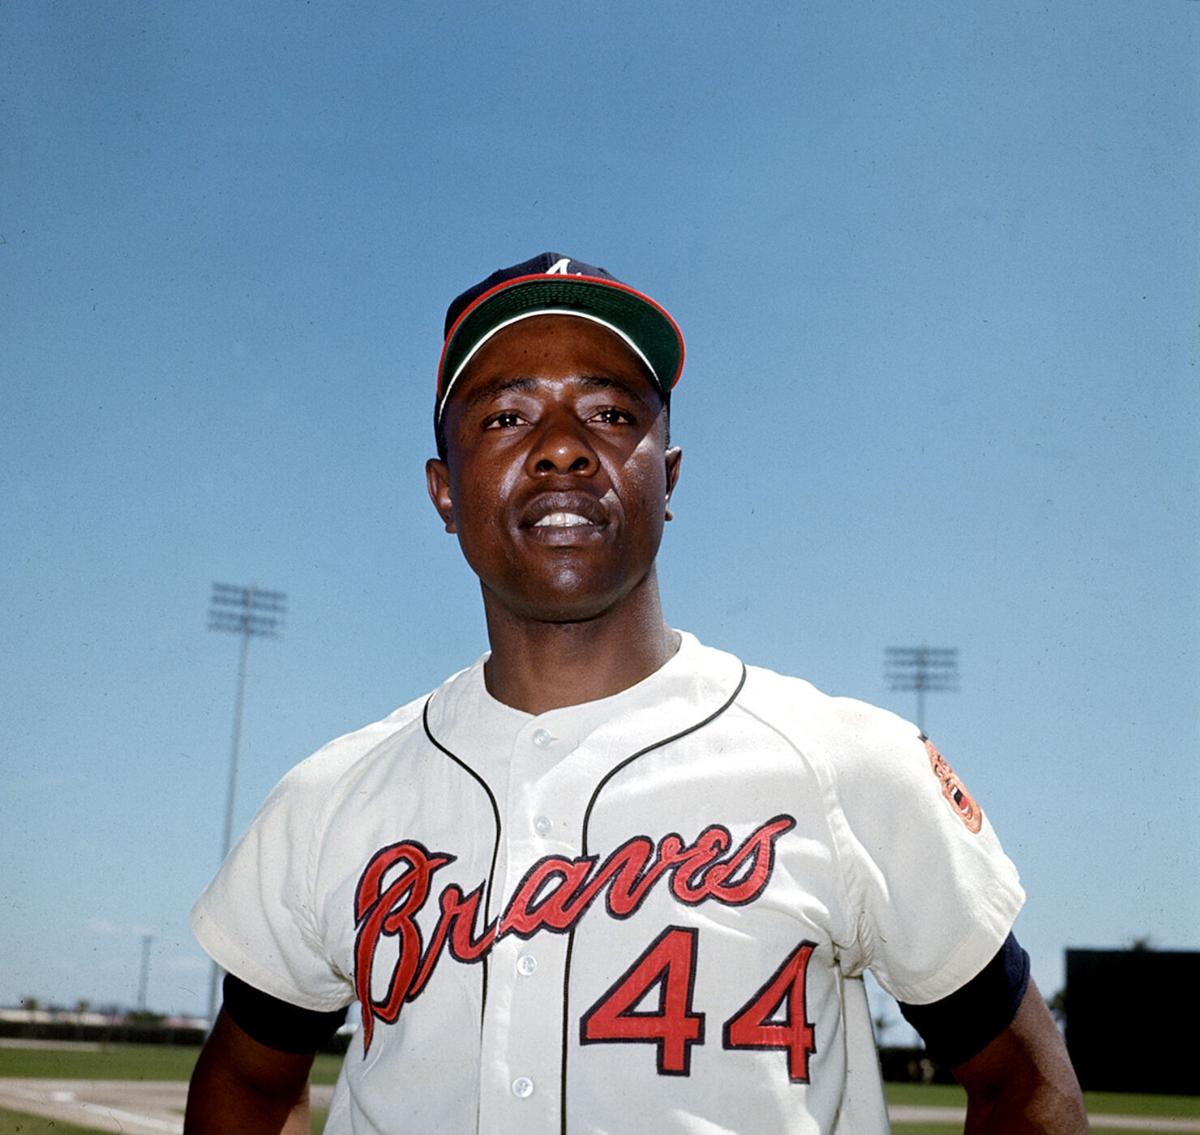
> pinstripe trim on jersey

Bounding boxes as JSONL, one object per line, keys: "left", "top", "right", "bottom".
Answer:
{"left": 559, "top": 663, "right": 748, "bottom": 1135}
{"left": 422, "top": 696, "right": 503, "bottom": 1049}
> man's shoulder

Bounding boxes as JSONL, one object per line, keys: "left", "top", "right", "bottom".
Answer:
{"left": 275, "top": 662, "right": 482, "bottom": 797}
{"left": 735, "top": 653, "right": 916, "bottom": 741}
{"left": 700, "top": 643, "right": 923, "bottom": 778}
{"left": 301, "top": 695, "right": 426, "bottom": 771}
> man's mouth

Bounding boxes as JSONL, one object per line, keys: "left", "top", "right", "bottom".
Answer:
{"left": 522, "top": 493, "right": 608, "bottom": 530}
{"left": 533, "top": 512, "right": 599, "bottom": 528}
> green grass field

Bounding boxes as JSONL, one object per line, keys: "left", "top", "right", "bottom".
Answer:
{"left": 0, "top": 1043, "right": 1195, "bottom": 1133}
{"left": 0, "top": 1043, "right": 343, "bottom": 1085}
{"left": 885, "top": 1080, "right": 1198, "bottom": 1134}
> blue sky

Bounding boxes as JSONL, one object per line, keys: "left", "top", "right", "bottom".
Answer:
{"left": 2, "top": 1, "right": 1196, "bottom": 1038}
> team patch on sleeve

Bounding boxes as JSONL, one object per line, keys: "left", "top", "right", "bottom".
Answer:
{"left": 923, "top": 738, "right": 982, "bottom": 833}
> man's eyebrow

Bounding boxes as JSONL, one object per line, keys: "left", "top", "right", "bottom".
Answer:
{"left": 577, "top": 375, "right": 629, "bottom": 392}
{"left": 576, "top": 375, "right": 659, "bottom": 402}
{"left": 460, "top": 376, "right": 537, "bottom": 412}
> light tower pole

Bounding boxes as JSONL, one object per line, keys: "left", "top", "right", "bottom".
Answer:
{"left": 206, "top": 582, "right": 286, "bottom": 1023}
{"left": 884, "top": 645, "right": 958, "bottom": 734}
{"left": 137, "top": 933, "right": 153, "bottom": 1013}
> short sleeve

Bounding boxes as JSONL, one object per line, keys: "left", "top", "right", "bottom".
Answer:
{"left": 192, "top": 755, "right": 354, "bottom": 1012}
{"left": 828, "top": 705, "right": 1024, "bottom": 1006}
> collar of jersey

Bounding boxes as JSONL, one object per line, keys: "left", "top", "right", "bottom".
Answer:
{"left": 424, "top": 630, "right": 744, "bottom": 767}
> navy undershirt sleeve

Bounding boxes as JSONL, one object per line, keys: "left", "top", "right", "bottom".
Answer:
{"left": 222, "top": 972, "right": 348, "bottom": 1054}
{"left": 897, "top": 933, "right": 1031, "bottom": 1067}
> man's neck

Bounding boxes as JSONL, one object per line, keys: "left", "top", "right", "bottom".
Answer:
{"left": 480, "top": 578, "right": 678, "bottom": 716}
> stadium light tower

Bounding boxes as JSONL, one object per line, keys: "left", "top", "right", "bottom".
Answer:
{"left": 884, "top": 645, "right": 958, "bottom": 734}
{"left": 206, "top": 582, "right": 287, "bottom": 1023}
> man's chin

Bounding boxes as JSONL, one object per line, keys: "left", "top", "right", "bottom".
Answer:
{"left": 482, "top": 572, "right": 654, "bottom": 627}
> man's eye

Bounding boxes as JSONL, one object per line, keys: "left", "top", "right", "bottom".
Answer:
{"left": 593, "top": 408, "right": 635, "bottom": 425}
{"left": 484, "top": 411, "right": 523, "bottom": 429}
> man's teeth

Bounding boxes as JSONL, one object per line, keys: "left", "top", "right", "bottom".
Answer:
{"left": 534, "top": 512, "right": 595, "bottom": 527}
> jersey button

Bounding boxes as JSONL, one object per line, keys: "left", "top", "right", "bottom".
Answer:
{"left": 533, "top": 815, "right": 552, "bottom": 837}
{"left": 512, "top": 1076, "right": 534, "bottom": 1099}
{"left": 516, "top": 953, "right": 537, "bottom": 976}
{"left": 531, "top": 728, "right": 555, "bottom": 748}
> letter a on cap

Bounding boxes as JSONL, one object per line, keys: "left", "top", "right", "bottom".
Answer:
{"left": 545, "top": 258, "right": 573, "bottom": 274}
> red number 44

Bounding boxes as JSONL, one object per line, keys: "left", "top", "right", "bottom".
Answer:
{"left": 580, "top": 927, "right": 817, "bottom": 1083}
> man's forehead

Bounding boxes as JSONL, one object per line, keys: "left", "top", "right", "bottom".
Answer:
{"left": 449, "top": 314, "right": 663, "bottom": 405}
{"left": 453, "top": 371, "right": 662, "bottom": 415}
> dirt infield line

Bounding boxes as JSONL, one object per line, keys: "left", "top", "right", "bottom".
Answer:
{"left": 889, "top": 1104, "right": 1200, "bottom": 1131}
{"left": 0, "top": 1079, "right": 335, "bottom": 1135}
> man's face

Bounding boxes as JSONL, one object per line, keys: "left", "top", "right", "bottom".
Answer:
{"left": 427, "top": 314, "right": 682, "bottom": 625}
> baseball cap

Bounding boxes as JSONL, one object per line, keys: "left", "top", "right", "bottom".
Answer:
{"left": 436, "top": 252, "right": 685, "bottom": 422}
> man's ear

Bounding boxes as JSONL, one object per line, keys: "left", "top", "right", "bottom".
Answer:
{"left": 425, "top": 458, "right": 456, "bottom": 533}
{"left": 664, "top": 445, "right": 682, "bottom": 522}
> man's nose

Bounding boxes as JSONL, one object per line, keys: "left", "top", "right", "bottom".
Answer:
{"left": 526, "top": 412, "right": 599, "bottom": 476}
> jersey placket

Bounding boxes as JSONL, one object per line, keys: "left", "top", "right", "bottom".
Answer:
{"left": 478, "top": 712, "right": 589, "bottom": 1133}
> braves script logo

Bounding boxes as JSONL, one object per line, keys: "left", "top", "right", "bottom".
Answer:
{"left": 353, "top": 815, "right": 796, "bottom": 1052}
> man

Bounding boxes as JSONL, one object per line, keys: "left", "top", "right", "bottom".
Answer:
{"left": 186, "top": 253, "right": 1087, "bottom": 1134}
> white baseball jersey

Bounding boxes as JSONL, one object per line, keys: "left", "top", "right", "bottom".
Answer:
{"left": 192, "top": 631, "right": 1023, "bottom": 1134}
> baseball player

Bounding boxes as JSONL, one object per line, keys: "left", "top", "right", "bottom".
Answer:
{"left": 185, "top": 253, "right": 1086, "bottom": 1134}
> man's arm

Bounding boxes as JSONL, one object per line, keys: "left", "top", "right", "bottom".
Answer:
{"left": 951, "top": 978, "right": 1088, "bottom": 1135}
{"left": 185, "top": 1008, "right": 315, "bottom": 1135}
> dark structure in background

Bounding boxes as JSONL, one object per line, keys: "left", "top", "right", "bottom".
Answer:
{"left": 1066, "top": 947, "right": 1198, "bottom": 1094}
